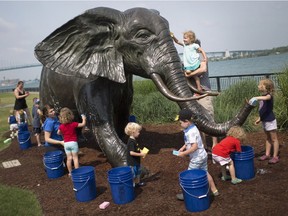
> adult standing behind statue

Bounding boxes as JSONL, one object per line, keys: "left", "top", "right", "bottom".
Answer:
{"left": 14, "top": 81, "right": 32, "bottom": 125}
{"left": 185, "top": 39, "right": 218, "bottom": 149}
{"left": 42, "top": 104, "right": 64, "bottom": 151}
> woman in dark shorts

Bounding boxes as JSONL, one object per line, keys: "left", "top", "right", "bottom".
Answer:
{"left": 14, "top": 81, "right": 32, "bottom": 125}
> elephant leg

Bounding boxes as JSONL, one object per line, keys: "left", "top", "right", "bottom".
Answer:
{"left": 77, "top": 79, "right": 128, "bottom": 167}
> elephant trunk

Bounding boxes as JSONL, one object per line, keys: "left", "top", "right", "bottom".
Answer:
{"left": 150, "top": 68, "right": 255, "bottom": 136}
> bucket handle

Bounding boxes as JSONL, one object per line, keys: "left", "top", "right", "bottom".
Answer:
{"left": 73, "top": 176, "right": 90, "bottom": 192}
{"left": 18, "top": 135, "right": 31, "bottom": 144}
{"left": 109, "top": 177, "right": 134, "bottom": 188}
{"left": 180, "top": 183, "right": 210, "bottom": 199}
{"left": 43, "top": 159, "right": 65, "bottom": 170}
{"left": 118, "top": 177, "right": 134, "bottom": 188}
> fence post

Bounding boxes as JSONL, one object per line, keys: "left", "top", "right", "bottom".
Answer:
{"left": 216, "top": 77, "right": 221, "bottom": 92}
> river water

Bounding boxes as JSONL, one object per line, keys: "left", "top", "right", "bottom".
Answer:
{"left": 208, "top": 52, "right": 288, "bottom": 77}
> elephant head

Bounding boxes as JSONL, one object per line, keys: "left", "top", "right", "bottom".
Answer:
{"left": 35, "top": 7, "right": 254, "bottom": 167}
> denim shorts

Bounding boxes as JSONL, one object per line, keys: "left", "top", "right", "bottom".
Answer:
{"left": 64, "top": 141, "right": 79, "bottom": 153}
{"left": 130, "top": 165, "right": 141, "bottom": 178}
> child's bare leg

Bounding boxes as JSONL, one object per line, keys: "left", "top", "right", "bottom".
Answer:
{"left": 207, "top": 172, "right": 217, "bottom": 193}
{"left": 221, "top": 165, "right": 228, "bottom": 178}
{"left": 72, "top": 152, "right": 79, "bottom": 169}
{"left": 228, "top": 161, "right": 237, "bottom": 180}
{"left": 194, "top": 76, "right": 202, "bottom": 91}
{"left": 270, "top": 130, "right": 279, "bottom": 158}
{"left": 66, "top": 153, "right": 73, "bottom": 174}
{"left": 264, "top": 131, "right": 272, "bottom": 156}
{"left": 36, "top": 134, "right": 41, "bottom": 146}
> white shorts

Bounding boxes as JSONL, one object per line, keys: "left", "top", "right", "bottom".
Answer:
{"left": 10, "top": 123, "right": 18, "bottom": 131}
{"left": 212, "top": 154, "right": 232, "bottom": 166}
{"left": 262, "top": 119, "right": 277, "bottom": 131}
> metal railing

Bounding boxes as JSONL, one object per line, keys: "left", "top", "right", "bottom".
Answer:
{"left": 209, "top": 73, "right": 278, "bottom": 92}
{"left": 0, "top": 73, "right": 279, "bottom": 93}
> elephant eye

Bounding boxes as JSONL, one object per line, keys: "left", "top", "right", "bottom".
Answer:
{"left": 134, "top": 29, "right": 152, "bottom": 42}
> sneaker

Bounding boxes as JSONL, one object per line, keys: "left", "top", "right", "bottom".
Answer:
{"left": 135, "top": 182, "right": 146, "bottom": 187}
{"left": 268, "top": 156, "right": 279, "bottom": 164}
{"left": 231, "top": 178, "right": 242, "bottom": 185}
{"left": 221, "top": 175, "right": 231, "bottom": 181}
{"left": 176, "top": 193, "right": 184, "bottom": 201}
{"left": 212, "top": 190, "right": 220, "bottom": 196}
{"left": 258, "top": 155, "right": 270, "bottom": 161}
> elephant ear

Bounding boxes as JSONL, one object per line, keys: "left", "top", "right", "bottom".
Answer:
{"left": 35, "top": 7, "right": 126, "bottom": 83}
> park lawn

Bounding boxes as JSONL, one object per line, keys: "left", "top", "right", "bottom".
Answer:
{"left": 0, "top": 92, "right": 42, "bottom": 215}
{"left": 0, "top": 92, "right": 39, "bottom": 149}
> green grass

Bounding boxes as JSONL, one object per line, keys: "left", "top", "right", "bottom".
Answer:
{"left": 0, "top": 184, "right": 42, "bottom": 216}
{"left": 0, "top": 92, "right": 42, "bottom": 215}
{"left": 0, "top": 92, "right": 39, "bottom": 150}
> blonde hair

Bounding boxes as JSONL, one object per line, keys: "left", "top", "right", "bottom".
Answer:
{"left": 124, "top": 122, "right": 142, "bottom": 136}
{"left": 18, "top": 109, "right": 26, "bottom": 123}
{"left": 227, "top": 126, "right": 246, "bottom": 142}
{"left": 259, "top": 78, "right": 275, "bottom": 95}
{"left": 183, "top": 30, "right": 196, "bottom": 43}
{"left": 59, "top": 107, "right": 74, "bottom": 124}
{"left": 9, "top": 109, "right": 15, "bottom": 115}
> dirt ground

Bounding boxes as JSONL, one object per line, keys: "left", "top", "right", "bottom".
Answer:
{"left": 0, "top": 123, "right": 288, "bottom": 216}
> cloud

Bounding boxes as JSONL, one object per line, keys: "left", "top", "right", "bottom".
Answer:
{"left": 0, "top": 17, "right": 15, "bottom": 32}
{"left": 8, "top": 47, "right": 27, "bottom": 54}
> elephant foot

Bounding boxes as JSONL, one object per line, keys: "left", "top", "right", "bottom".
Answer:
{"left": 93, "top": 123, "right": 128, "bottom": 167}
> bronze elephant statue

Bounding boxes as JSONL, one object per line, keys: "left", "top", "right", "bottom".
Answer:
{"left": 35, "top": 7, "right": 254, "bottom": 167}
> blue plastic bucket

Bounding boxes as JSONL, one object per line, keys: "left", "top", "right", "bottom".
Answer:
{"left": 108, "top": 166, "right": 135, "bottom": 204}
{"left": 179, "top": 169, "right": 210, "bottom": 212}
{"left": 231, "top": 145, "right": 255, "bottom": 180}
{"left": 18, "top": 123, "right": 28, "bottom": 132}
{"left": 17, "top": 131, "right": 31, "bottom": 150}
{"left": 43, "top": 150, "right": 65, "bottom": 179}
{"left": 71, "top": 166, "right": 97, "bottom": 202}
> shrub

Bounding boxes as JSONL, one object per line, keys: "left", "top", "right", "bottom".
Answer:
{"left": 213, "top": 79, "right": 259, "bottom": 132}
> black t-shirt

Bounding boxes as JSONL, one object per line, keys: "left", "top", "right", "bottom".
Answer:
{"left": 126, "top": 138, "right": 141, "bottom": 166}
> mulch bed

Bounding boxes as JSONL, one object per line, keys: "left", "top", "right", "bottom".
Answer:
{"left": 0, "top": 123, "right": 288, "bottom": 216}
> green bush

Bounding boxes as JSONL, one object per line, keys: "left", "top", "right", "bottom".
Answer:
{"left": 213, "top": 79, "right": 259, "bottom": 132}
{"left": 131, "top": 80, "right": 179, "bottom": 124}
{"left": 276, "top": 66, "right": 288, "bottom": 129}
{"left": 131, "top": 76, "right": 288, "bottom": 131}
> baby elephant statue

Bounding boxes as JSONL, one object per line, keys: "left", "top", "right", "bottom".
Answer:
{"left": 35, "top": 7, "right": 254, "bottom": 167}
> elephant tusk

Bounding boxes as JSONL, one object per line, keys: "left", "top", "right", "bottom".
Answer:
{"left": 186, "top": 78, "right": 220, "bottom": 97}
{"left": 150, "top": 73, "right": 207, "bottom": 101}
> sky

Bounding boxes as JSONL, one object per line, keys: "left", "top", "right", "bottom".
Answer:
{"left": 0, "top": 0, "right": 288, "bottom": 81}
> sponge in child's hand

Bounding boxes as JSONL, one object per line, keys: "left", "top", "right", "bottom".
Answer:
{"left": 172, "top": 150, "right": 179, "bottom": 156}
{"left": 142, "top": 147, "right": 149, "bottom": 158}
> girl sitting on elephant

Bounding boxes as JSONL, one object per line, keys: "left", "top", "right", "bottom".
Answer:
{"left": 171, "top": 31, "right": 208, "bottom": 93}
